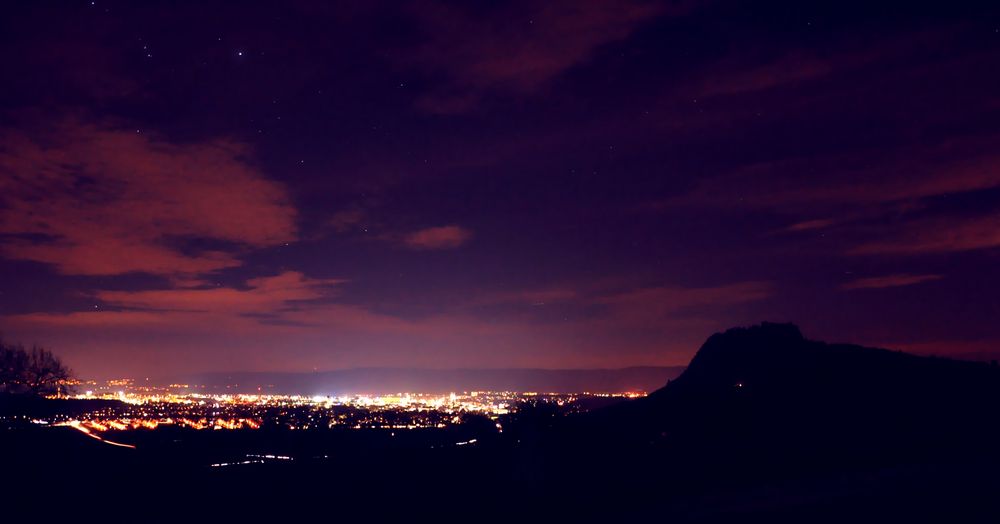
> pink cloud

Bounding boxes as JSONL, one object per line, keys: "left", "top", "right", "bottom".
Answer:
{"left": 403, "top": 225, "right": 472, "bottom": 250}
{"left": 874, "top": 339, "right": 1000, "bottom": 361}
{"left": 326, "top": 208, "right": 366, "bottom": 233}
{"left": 95, "top": 271, "right": 344, "bottom": 313}
{"left": 476, "top": 279, "right": 771, "bottom": 322}
{"left": 694, "top": 52, "right": 835, "bottom": 98}
{"left": 673, "top": 143, "right": 1000, "bottom": 213}
{"left": 408, "top": 0, "right": 676, "bottom": 112}
{"left": 481, "top": 288, "right": 581, "bottom": 306}
{"left": 0, "top": 276, "right": 775, "bottom": 377}
{"left": 783, "top": 218, "right": 838, "bottom": 232}
{"left": 0, "top": 271, "right": 522, "bottom": 377}
{"left": 593, "top": 281, "right": 772, "bottom": 325}
{"left": 841, "top": 273, "right": 943, "bottom": 290}
{"left": 508, "top": 281, "right": 775, "bottom": 367}
{"left": 661, "top": 136, "right": 1000, "bottom": 259}
{"left": 851, "top": 212, "right": 1000, "bottom": 255}
{"left": 0, "top": 120, "right": 297, "bottom": 275}
{"left": 687, "top": 28, "right": 949, "bottom": 100}
{"left": 6, "top": 271, "right": 499, "bottom": 338}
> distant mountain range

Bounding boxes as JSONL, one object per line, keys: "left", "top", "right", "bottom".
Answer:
{"left": 171, "top": 366, "right": 686, "bottom": 395}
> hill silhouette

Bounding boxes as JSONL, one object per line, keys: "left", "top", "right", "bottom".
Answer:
{"left": 546, "top": 322, "right": 1000, "bottom": 520}
{"left": 605, "top": 322, "right": 1000, "bottom": 445}
{"left": 5, "top": 323, "right": 1000, "bottom": 522}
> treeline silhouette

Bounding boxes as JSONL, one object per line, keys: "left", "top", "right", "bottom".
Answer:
{"left": 0, "top": 338, "right": 72, "bottom": 396}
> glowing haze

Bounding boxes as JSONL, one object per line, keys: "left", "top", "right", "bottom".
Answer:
{"left": 2, "top": 1, "right": 999, "bottom": 379}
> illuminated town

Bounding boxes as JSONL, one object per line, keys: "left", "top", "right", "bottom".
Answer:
{"left": 2, "top": 378, "right": 646, "bottom": 439}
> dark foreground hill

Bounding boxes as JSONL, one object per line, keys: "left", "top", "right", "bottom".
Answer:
{"left": 584, "top": 322, "right": 1000, "bottom": 448}
{"left": 550, "top": 322, "right": 1000, "bottom": 520}
{"left": 5, "top": 323, "right": 1000, "bottom": 522}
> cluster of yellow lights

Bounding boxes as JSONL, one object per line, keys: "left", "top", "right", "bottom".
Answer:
{"left": 71, "top": 389, "right": 647, "bottom": 414}
{"left": 38, "top": 388, "right": 649, "bottom": 451}
{"left": 57, "top": 417, "right": 263, "bottom": 432}
{"left": 57, "top": 420, "right": 136, "bottom": 448}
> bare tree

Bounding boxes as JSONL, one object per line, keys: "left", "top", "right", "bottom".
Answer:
{"left": 0, "top": 342, "right": 29, "bottom": 392}
{"left": 0, "top": 339, "right": 73, "bottom": 396}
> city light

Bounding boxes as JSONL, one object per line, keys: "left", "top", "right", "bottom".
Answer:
{"left": 4, "top": 379, "right": 647, "bottom": 441}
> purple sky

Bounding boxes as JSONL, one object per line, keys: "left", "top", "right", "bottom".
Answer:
{"left": 2, "top": 1, "right": 1000, "bottom": 379}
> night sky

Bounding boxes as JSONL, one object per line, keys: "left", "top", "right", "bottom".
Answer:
{"left": 2, "top": 1, "right": 1000, "bottom": 379}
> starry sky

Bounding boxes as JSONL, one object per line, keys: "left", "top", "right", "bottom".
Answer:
{"left": 2, "top": 1, "right": 1000, "bottom": 379}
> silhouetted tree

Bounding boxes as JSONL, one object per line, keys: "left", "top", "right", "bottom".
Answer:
{"left": 0, "top": 339, "right": 73, "bottom": 396}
